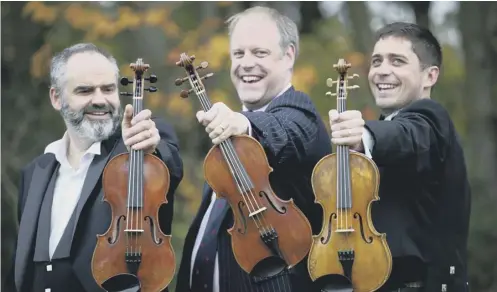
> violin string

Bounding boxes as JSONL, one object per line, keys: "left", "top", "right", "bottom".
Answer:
{"left": 135, "top": 77, "right": 141, "bottom": 256}
{"left": 340, "top": 77, "right": 350, "bottom": 233}
{"left": 137, "top": 86, "right": 143, "bottom": 256}
{"left": 192, "top": 71, "right": 283, "bottom": 274}
{"left": 192, "top": 80, "right": 272, "bottom": 234}
{"left": 193, "top": 81, "right": 269, "bottom": 231}
{"left": 222, "top": 143, "right": 274, "bottom": 234}
{"left": 192, "top": 78, "right": 262, "bottom": 227}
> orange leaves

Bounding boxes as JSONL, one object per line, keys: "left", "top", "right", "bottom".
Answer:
{"left": 30, "top": 44, "right": 52, "bottom": 79}
{"left": 201, "top": 35, "right": 230, "bottom": 70}
{"left": 209, "top": 89, "right": 238, "bottom": 110}
{"left": 165, "top": 94, "right": 194, "bottom": 118}
{"left": 143, "top": 7, "right": 169, "bottom": 27}
{"left": 64, "top": 3, "right": 106, "bottom": 31}
{"left": 23, "top": 2, "right": 58, "bottom": 24}
{"left": 345, "top": 52, "right": 366, "bottom": 68}
{"left": 292, "top": 65, "right": 318, "bottom": 93}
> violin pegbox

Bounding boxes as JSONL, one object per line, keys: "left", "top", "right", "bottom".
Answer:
{"left": 325, "top": 58, "right": 360, "bottom": 98}
{"left": 119, "top": 58, "right": 158, "bottom": 97}
{"left": 174, "top": 53, "right": 214, "bottom": 98}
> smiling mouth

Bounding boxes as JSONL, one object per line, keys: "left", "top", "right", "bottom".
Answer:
{"left": 85, "top": 111, "right": 110, "bottom": 117}
{"left": 240, "top": 75, "right": 263, "bottom": 84}
{"left": 376, "top": 83, "right": 399, "bottom": 92}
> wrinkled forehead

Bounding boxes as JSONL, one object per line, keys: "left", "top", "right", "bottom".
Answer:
{"left": 230, "top": 14, "right": 281, "bottom": 50}
{"left": 371, "top": 36, "right": 417, "bottom": 60}
{"left": 64, "top": 52, "right": 117, "bottom": 87}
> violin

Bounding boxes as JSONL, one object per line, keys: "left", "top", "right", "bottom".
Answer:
{"left": 307, "top": 59, "right": 392, "bottom": 292}
{"left": 174, "top": 53, "right": 313, "bottom": 279}
{"left": 91, "top": 59, "right": 175, "bottom": 292}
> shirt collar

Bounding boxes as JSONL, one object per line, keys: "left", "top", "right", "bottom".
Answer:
{"left": 242, "top": 83, "right": 292, "bottom": 112}
{"left": 44, "top": 131, "right": 101, "bottom": 165}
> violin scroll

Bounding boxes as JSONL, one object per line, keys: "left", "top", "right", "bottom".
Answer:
{"left": 119, "top": 59, "right": 158, "bottom": 97}
{"left": 174, "top": 53, "right": 214, "bottom": 99}
{"left": 325, "top": 59, "right": 360, "bottom": 98}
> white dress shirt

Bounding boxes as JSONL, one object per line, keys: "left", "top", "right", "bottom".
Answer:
{"left": 44, "top": 132, "right": 101, "bottom": 259}
{"left": 190, "top": 83, "right": 292, "bottom": 291}
{"left": 362, "top": 111, "right": 399, "bottom": 158}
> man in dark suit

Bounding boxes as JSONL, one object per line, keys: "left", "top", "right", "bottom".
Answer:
{"left": 328, "top": 22, "right": 471, "bottom": 292}
{"left": 176, "top": 6, "right": 331, "bottom": 292}
{"left": 6, "top": 43, "right": 183, "bottom": 292}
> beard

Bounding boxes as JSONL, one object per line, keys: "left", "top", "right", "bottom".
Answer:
{"left": 60, "top": 98, "right": 122, "bottom": 144}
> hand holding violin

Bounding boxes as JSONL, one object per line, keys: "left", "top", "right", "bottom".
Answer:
{"left": 196, "top": 102, "right": 251, "bottom": 145}
{"left": 122, "top": 105, "right": 160, "bottom": 153}
{"left": 328, "top": 109, "right": 365, "bottom": 152}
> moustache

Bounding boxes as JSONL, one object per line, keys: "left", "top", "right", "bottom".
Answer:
{"left": 83, "top": 103, "right": 116, "bottom": 114}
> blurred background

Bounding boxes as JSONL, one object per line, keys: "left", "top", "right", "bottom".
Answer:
{"left": 2, "top": 1, "right": 496, "bottom": 291}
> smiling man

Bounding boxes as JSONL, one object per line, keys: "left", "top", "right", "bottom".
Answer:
{"left": 8, "top": 43, "right": 183, "bottom": 292}
{"left": 327, "top": 22, "right": 471, "bottom": 292}
{"left": 176, "top": 5, "right": 331, "bottom": 292}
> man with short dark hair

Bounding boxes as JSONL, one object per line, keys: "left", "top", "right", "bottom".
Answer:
{"left": 328, "top": 22, "right": 471, "bottom": 292}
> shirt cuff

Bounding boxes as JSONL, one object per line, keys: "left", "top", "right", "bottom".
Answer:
{"left": 362, "top": 128, "right": 375, "bottom": 159}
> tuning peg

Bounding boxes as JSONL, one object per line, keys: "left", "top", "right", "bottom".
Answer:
{"left": 146, "top": 74, "right": 157, "bottom": 83}
{"left": 347, "top": 85, "right": 360, "bottom": 90}
{"left": 326, "top": 91, "right": 337, "bottom": 97}
{"left": 180, "top": 88, "right": 193, "bottom": 98}
{"left": 120, "top": 77, "right": 133, "bottom": 86}
{"left": 120, "top": 92, "right": 133, "bottom": 97}
{"left": 197, "top": 61, "right": 209, "bottom": 70}
{"left": 201, "top": 72, "right": 214, "bottom": 81}
{"left": 145, "top": 86, "right": 157, "bottom": 93}
{"left": 175, "top": 76, "right": 189, "bottom": 86}
{"left": 348, "top": 74, "right": 359, "bottom": 80}
{"left": 326, "top": 78, "right": 337, "bottom": 88}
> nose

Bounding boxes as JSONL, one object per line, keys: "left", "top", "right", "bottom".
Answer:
{"left": 91, "top": 88, "right": 108, "bottom": 105}
{"left": 374, "top": 61, "right": 393, "bottom": 76}
{"left": 240, "top": 53, "right": 256, "bottom": 70}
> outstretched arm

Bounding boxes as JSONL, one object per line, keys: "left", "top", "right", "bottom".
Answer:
{"left": 363, "top": 99, "right": 452, "bottom": 172}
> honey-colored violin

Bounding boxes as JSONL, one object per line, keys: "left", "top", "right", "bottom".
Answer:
{"left": 307, "top": 59, "right": 392, "bottom": 292}
{"left": 175, "top": 53, "right": 313, "bottom": 279}
{"left": 91, "top": 59, "right": 175, "bottom": 292}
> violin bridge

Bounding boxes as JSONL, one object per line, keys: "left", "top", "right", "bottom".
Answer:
{"left": 249, "top": 207, "right": 267, "bottom": 218}
{"left": 335, "top": 228, "right": 355, "bottom": 233}
{"left": 124, "top": 229, "right": 144, "bottom": 233}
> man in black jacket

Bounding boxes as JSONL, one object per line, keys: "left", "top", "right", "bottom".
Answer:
{"left": 7, "top": 43, "right": 183, "bottom": 292}
{"left": 176, "top": 6, "right": 331, "bottom": 292}
{"left": 328, "top": 22, "right": 471, "bottom": 292}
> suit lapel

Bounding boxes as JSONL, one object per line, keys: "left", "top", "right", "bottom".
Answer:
{"left": 69, "top": 138, "right": 120, "bottom": 241}
{"left": 15, "top": 154, "right": 58, "bottom": 290}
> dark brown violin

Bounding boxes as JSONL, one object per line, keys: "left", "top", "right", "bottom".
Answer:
{"left": 174, "top": 53, "right": 313, "bottom": 278}
{"left": 91, "top": 59, "right": 175, "bottom": 292}
{"left": 307, "top": 59, "right": 392, "bottom": 292}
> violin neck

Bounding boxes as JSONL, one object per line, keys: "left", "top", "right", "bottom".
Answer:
{"left": 336, "top": 76, "right": 352, "bottom": 208}
{"left": 127, "top": 90, "right": 145, "bottom": 209}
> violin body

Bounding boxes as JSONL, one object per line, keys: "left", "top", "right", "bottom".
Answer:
{"left": 204, "top": 134, "right": 313, "bottom": 275}
{"left": 91, "top": 153, "right": 175, "bottom": 292}
{"left": 307, "top": 151, "right": 392, "bottom": 292}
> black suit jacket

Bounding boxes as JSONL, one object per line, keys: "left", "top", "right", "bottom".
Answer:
{"left": 6, "top": 117, "right": 183, "bottom": 292}
{"left": 176, "top": 86, "right": 332, "bottom": 292}
{"left": 364, "top": 99, "right": 471, "bottom": 292}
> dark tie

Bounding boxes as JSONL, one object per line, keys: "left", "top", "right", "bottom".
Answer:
{"left": 191, "top": 197, "right": 230, "bottom": 291}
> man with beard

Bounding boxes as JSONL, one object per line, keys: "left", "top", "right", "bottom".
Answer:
{"left": 176, "top": 6, "right": 331, "bottom": 292}
{"left": 8, "top": 43, "right": 183, "bottom": 292}
{"left": 328, "top": 22, "right": 471, "bottom": 291}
